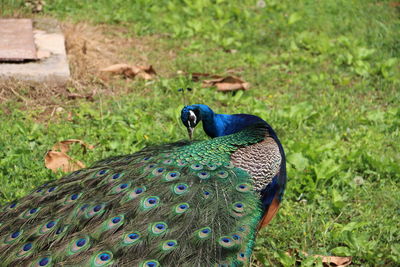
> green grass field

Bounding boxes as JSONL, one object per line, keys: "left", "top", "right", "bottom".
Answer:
{"left": 1, "top": 0, "right": 399, "bottom": 265}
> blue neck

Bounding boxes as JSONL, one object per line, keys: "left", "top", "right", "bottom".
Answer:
{"left": 192, "top": 104, "right": 267, "bottom": 138}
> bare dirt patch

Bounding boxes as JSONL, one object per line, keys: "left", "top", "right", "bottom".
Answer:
{"left": 0, "top": 21, "right": 176, "bottom": 111}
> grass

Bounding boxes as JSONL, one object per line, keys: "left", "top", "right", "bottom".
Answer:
{"left": 1, "top": 0, "right": 399, "bottom": 266}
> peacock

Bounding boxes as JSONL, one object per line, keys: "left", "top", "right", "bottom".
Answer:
{"left": 0, "top": 104, "right": 286, "bottom": 266}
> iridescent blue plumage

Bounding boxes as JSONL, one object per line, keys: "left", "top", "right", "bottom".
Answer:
{"left": 0, "top": 104, "right": 286, "bottom": 266}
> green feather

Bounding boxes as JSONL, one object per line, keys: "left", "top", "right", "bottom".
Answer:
{"left": 0, "top": 116, "right": 280, "bottom": 266}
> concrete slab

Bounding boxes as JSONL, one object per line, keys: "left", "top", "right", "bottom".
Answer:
{"left": 0, "top": 18, "right": 70, "bottom": 86}
{"left": 0, "top": 19, "right": 37, "bottom": 61}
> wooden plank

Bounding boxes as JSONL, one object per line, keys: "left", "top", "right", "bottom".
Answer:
{"left": 0, "top": 19, "right": 37, "bottom": 62}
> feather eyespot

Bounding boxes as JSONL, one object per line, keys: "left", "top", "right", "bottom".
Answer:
{"left": 30, "top": 208, "right": 38, "bottom": 214}
{"left": 38, "top": 220, "right": 58, "bottom": 235}
{"left": 206, "top": 164, "right": 218, "bottom": 170}
{"left": 161, "top": 240, "right": 178, "bottom": 251}
{"left": 163, "top": 159, "right": 173, "bottom": 165}
{"left": 232, "top": 234, "right": 241, "bottom": 240}
{"left": 140, "top": 260, "right": 160, "bottom": 267}
{"left": 217, "top": 171, "right": 229, "bottom": 179}
{"left": 237, "top": 251, "right": 248, "bottom": 262}
{"left": 218, "top": 236, "right": 235, "bottom": 248}
{"left": 129, "top": 233, "right": 139, "bottom": 239}
{"left": 23, "top": 243, "right": 32, "bottom": 251}
{"left": 85, "top": 204, "right": 106, "bottom": 218}
{"left": 5, "top": 230, "right": 23, "bottom": 244}
{"left": 122, "top": 232, "right": 141, "bottom": 245}
{"left": 197, "top": 171, "right": 210, "bottom": 180}
{"left": 16, "top": 242, "right": 33, "bottom": 257}
{"left": 142, "top": 156, "right": 152, "bottom": 162}
{"left": 149, "top": 222, "right": 168, "bottom": 235}
{"left": 141, "top": 196, "right": 160, "bottom": 210}
{"left": 55, "top": 225, "right": 68, "bottom": 235}
{"left": 174, "top": 202, "right": 189, "bottom": 214}
{"left": 20, "top": 207, "right": 40, "bottom": 219}
{"left": 71, "top": 193, "right": 79, "bottom": 200}
{"left": 202, "top": 189, "right": 213, "bottom": 199}
{"left": 104, "top": 215, "right": 124, "bottom": 230}
{"left": 94, "top": 169, "right": 109, "bottom": 178}
{"left": 152, "top": 167, "right": 165, "bottom": 176}
{"left": 237, "top": 225, "right": 250, "bottom": 233}
{"left": 47, "top": 187, "right": 57, "bottom": 193}
{"left": 236, "top": 183, "right": 252, "bottom": 192}
{"left": 67, "top": 236, "right": 91, "bottom": 255}
{"left": 172, "top": 183, "right": 189, "bottom": 195}
{"left": 144, "top": 164, "right": 156, "bottom": 171}
{"left": 232, "top": 233, "right": 243, "bottom": 244}
{"left": 37, "top": 257, "right": 52, "bottom": 266}
{"left": 232, "top": 202, "right": 245, "bottom": 213}
{"left": 164, "top": 171, "right": 180, "bottom": 181}
{"left": 109, "top": 182, "right": 131, "bottom": 195}
{"left": 123, "top": 186, "right": 146, "bottom": 202}
{"left": 65, "top": 193, "right": 82, "bottom": 204}
{"left": 91, "top": 251, "right": 113, "bottom": 266}
{"left": 195, "top": 227, "right": 212, "bottom": 239}
{"left": 111, "top": 173, "right": 123, "bottom": 180}
{"left": 30, "top": 256, "right": 52, "bottom": 266}
{"left": 190, "top": 163, "right": 203, "bottom": 171}
{"left": 6, "top": 202, "right": 17, "bottom": 210}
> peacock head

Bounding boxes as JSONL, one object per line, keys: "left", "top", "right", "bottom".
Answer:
{"left": 181, "top": 105, "right": 202, "bottom": 140}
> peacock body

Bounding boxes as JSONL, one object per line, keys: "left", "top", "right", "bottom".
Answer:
{"left": 0, "top": 104, "right": 286, "bottom": 267}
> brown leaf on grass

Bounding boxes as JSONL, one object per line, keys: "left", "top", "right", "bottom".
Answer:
{"left": 314, "top": 255, "right": 352, "bottom": 267}
{"left": 191, "top": 72, "right": 222, "bottom": 82}
{"left": 100, "top": 64, "right": 157, "bottom": 80}
{"left": 202, "top": 76, "right": 250, "bottom": 92}
{"left": 100, "top": 63, "right": 136, "bottom": 77}
{"left": 44, "top": 151, "right": 85, "bottom": 173}
{"left": 296, "top": 251, "right": 352, "bottom": 267}
{"left": 45, "top": 139, "right": 94, "bottom": 173}
{"left": 52, "top": 139, "right": 95, "bottom": 154}
{"left": 136, "top": 65, "right": 157, "bottom": 80}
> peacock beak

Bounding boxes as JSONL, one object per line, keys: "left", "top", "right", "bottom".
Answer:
{"left": 187, "top": 127, "right": 194, "bottom": 140}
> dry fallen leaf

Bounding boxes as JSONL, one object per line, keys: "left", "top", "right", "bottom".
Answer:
{"left": 191, "top": 72, "right": 222, "bottom": 82}
{"left": 100, "top": 64, "right": 157, "bottom": 80}
{"left": 202, "top": 76, "right": 250, "bottom": 92}
{"left": 52, "top": 139, "right": 95, "bottom": 154}
{"left": 314, "top": 255, "right": 352, "bottom": 267}
{"left": 100, "top": 63, "right": 134, "bottom": 76}
{"left": 136, "top": 65, "right": 157, "bottom": 80}
{"left": 295, "top": 250, "right": 352, "bottom": 267}
{"left": 45, "top": 139, "right": 95, "bottom": 173}
{"left": 44, "top": 150, "right": 85, "bottom": 173}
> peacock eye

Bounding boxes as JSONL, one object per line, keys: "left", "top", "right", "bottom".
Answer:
{"left": 129, "top": 233, "right": 139, "bottom": 239}
{"left": 23, "top": 243, "right": 32, "bottom": 251}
